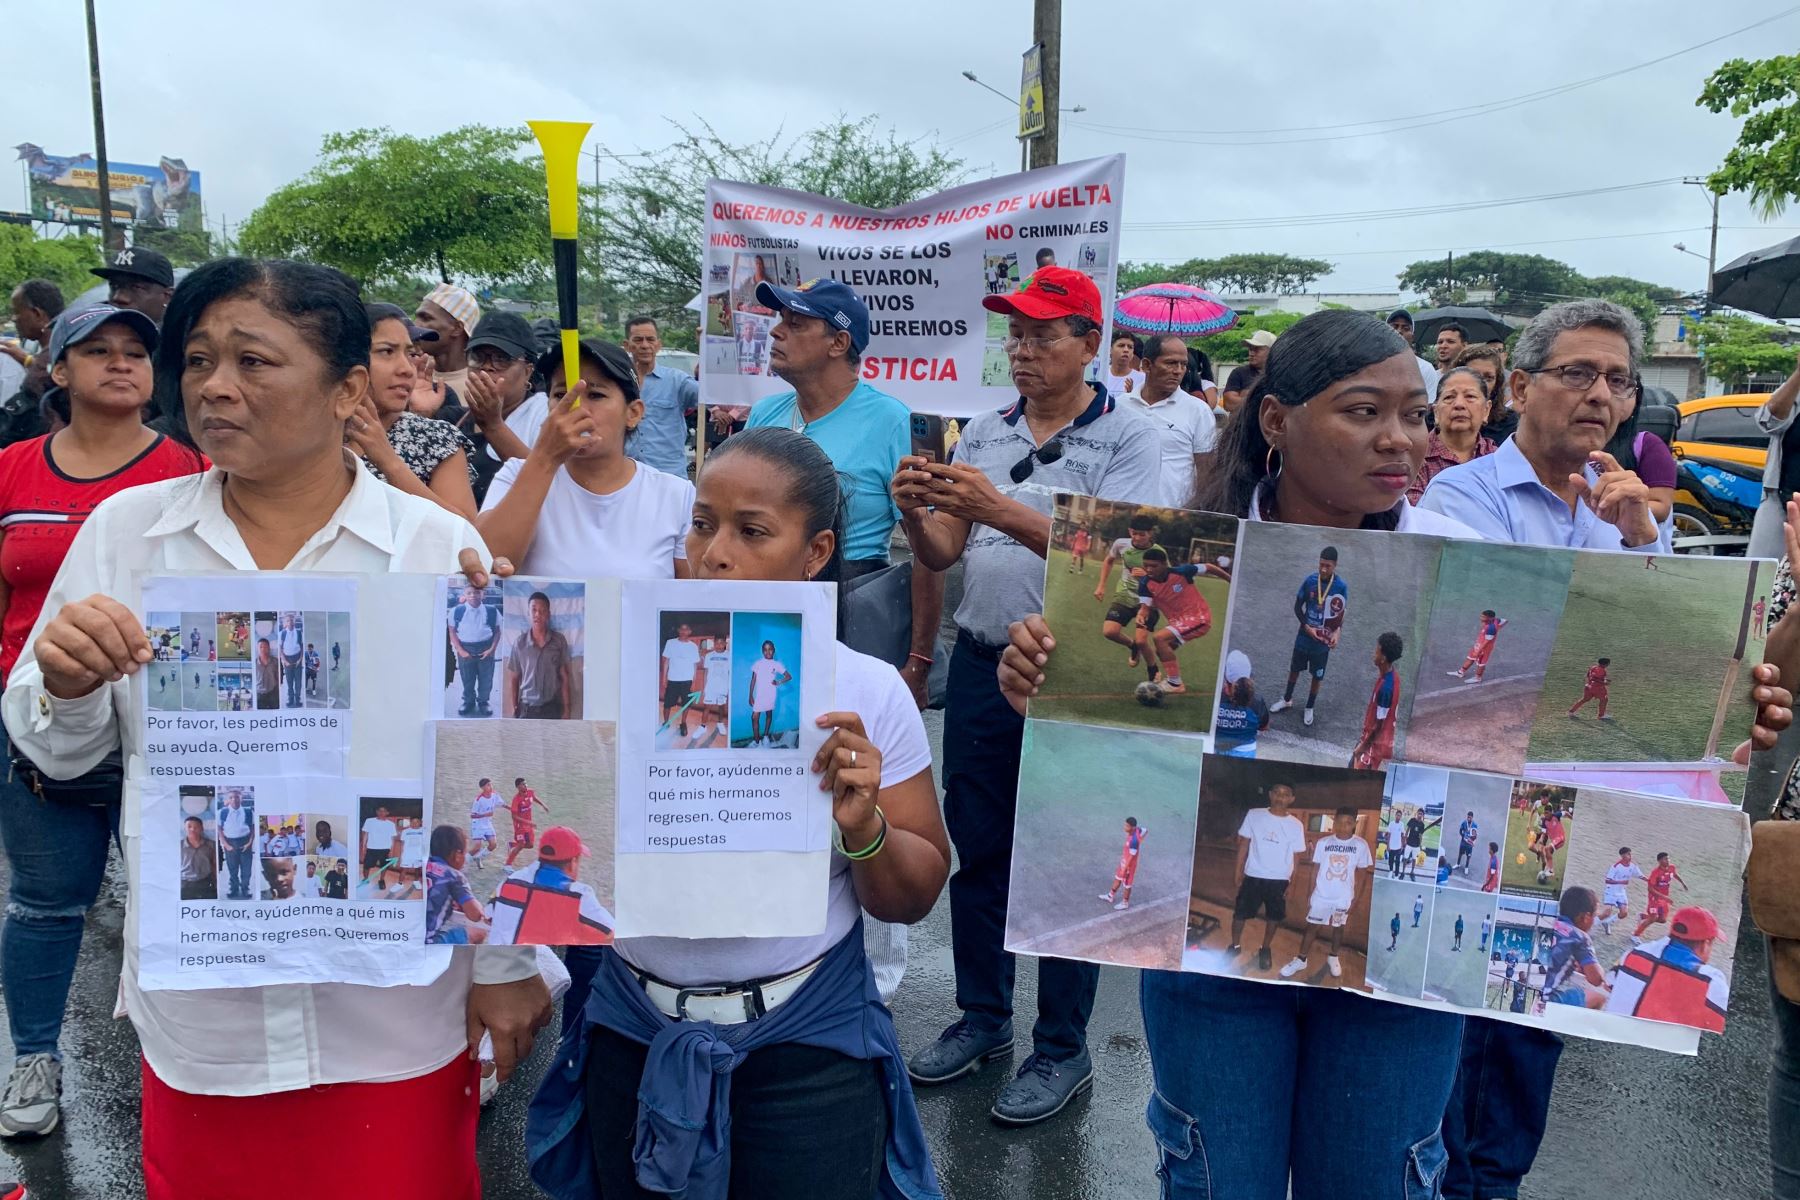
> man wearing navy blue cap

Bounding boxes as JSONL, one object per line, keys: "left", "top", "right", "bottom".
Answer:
{"left": 624, "top": 316, "right": 700, "bottom": 477}
{"left": 746, "top": 278, "right": 944, "bottom": 709}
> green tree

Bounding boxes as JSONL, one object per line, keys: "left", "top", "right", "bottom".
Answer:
{"left": 1191, "top": 311, "right": 1304, "bottom": 365}
{"left": 133, "top": 225, "right": 214, "bottom": 268}
{"left": 1698, "top": 53, "right": 1800, "bottom": 216}
{"left": 1397, "top": 251, "right": 1587, "bottom": 308}
{"left": 0, "top": 225, "right": 104, "bottom": 299}
{"left": 238, "top": 125, "right": 550, "bottom": 286}
{"left": 1115, "top": 254, "right": 1332, "bottom": 296}
{"left": 1693, "top": 314, "right": 1797, "bottom": 387}
{"left": 598, "top": 116, "right": 965, "bottom": 321}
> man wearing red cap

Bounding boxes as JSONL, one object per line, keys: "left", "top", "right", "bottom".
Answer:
{"left": 1603, "top": 905, "right": 1729, "bottom": 1033}
{"left": 489, "top": 825, "right": 613, "bottom": 947}
{"left": 893, "top": 265, "right": 1160, "bottom": 1126}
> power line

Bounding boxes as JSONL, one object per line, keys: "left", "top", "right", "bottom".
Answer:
{"left": 1069, "top": 6, "right": 1798, "bottom": 145}
{"left": 1148, "top": 225, "right": 1800, "bottom": 261}
{"left": 1125, "top": 179, "right": 1686, "bottom": 231}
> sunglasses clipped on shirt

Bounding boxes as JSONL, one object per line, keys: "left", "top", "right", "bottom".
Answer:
{"left": 1009, "top": 438, "right": 1065, "bottom": 484}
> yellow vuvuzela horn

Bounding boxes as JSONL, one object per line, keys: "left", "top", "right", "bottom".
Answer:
{"left": 529, "top": 120, "right": 593, "bottom": 406}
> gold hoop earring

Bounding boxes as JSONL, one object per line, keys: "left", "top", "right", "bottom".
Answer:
{"left": 1265, "top": 445, "right": 1282, "bottom": 479}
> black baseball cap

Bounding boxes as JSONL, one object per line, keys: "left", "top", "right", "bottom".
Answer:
{"left": 466, "top": 312, "right": 538, "bottom": 361}
{"left": 91, "top": 246, "right": 175, "bottom": 288}
{"left": 536, "top": 337, "right": 639, "bottom": 402}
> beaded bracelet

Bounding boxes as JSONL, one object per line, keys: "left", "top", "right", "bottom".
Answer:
{"left": 836, "top": 806, "right": 889, "bottom": 861}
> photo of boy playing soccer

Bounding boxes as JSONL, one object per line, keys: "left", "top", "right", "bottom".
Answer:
{"left": 1483, "top": 840, "right": 1501, "bottom": 893}
{"left": 503, "top": 776, "right": 551, "bottom": 868}
{"left": 1632, "top": 851, "right": 1690, "bottom": 942}
{"left": 1447, "top": 610, "right": 1507, "bottom": 684}
{"left": 1100, "top": 818, "right": 1147, "bottom": 910}
{"left": 1596, "top": 846, "right": 1646, "bottom": 933}
{"left": 1096, "top": 513, "right": 1165, "bottom": 680}
{"left": 1278, "top": 805, "right": 1373, "bottom": 981}
{"left": 1350, "top": 632, "right": 1404, "bottom": 770}
{"left": 1068, "top": 527, "right": 1092, "bottom": 574}
{"left": 1135, "top": 549, "right": 1229, "bottom": 696}
{"left": 1567, "top": 657, "right": 1612, "bottom": 720}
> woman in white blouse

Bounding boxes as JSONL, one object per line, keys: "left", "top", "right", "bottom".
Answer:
{"left": 1, "top": 259, "right": 548, "bottom": 1200}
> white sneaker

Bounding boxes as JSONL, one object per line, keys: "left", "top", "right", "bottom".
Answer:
{"left": 1156, "top": 678, "right": 1186, "bottom": 695}
{"left": 1099, "top": 893, "right": 1115, "bottom": 903}
{"left": 1113, "top": 900, "right": 1130, "bottom": 910}
{"left": 479, "top": 1060, "right": 499, "bottom": 1107}
{"left": 1446, "top": 670, "right": 1463, "bottom": 678}
{"left": 1278, "top": 957, "right": 1308, "bottom": 978}
{"left": 0, "top": 1053, "right": 61, "bottom": 1138}
{"left": 1326, "top": 956, "right": 1343, "bottom": 978}
{"left": 1269, "top": 699, "right": 1293, "bottom": 714}
{"left": 1462, "top": 675, "right": 1481, "bottom": 685}
{"left": 1303, "top": 708, "right": 1315, "bottom": 727}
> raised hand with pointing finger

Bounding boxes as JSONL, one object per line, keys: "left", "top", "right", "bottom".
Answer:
{"left": 1572, "top": 450, "right": 1659, "bottom": 549}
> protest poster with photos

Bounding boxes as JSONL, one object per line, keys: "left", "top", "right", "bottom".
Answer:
{"left": 135, "top": 572, "right": 839, "bottom": 987}
{"left": 612, "top": 578, "right": 838, "bottom": 940}
{"left": 1006, "top": 496, "right": 1765, "bottom": 1051}
{"left": 141, "top": 574, "right": 358, "bottom": 778}
{"left": 701, "top": 155, "right": 1125, "bottom": 418}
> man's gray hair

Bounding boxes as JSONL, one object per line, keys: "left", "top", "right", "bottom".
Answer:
{"left": 1511, "top": 299, "right": 1644, "bottom": 373}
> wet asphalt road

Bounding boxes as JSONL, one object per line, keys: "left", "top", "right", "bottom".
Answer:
{"left": 0, "top": 708, "right": 1777, "bottom": 1198}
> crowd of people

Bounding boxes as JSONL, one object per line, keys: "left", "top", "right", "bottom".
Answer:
{"left": 0, "top": 245, "right": 1796, "bottom": 1200}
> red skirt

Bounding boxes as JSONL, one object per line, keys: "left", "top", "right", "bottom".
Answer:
{"left": 141, "top": 1055, "right": 481, "bottom": 1200}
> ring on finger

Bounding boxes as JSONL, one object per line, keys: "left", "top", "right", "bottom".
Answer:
{"left": 850, "top": 749, "right": 857, "bottom": 767}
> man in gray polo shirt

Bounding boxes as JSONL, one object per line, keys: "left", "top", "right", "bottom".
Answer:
{"left": 507, "top": 590, "right": 572, "bottom": 720}
{"left": 893, "top": 265, "right": 1161, "bottom": 1126}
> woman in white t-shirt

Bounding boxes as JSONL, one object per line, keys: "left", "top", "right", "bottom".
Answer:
{"left": 476, "top": 338, "right": 693, "bottom": 581}
{"left": 526, "top": 428, "right": 949, "bottom": 1200}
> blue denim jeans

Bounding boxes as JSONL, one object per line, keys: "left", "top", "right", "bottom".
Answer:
{"left": 1440, "top": 1017, "right": 1562, "bottom": 1200}
{"left": 1141, "top": 970, "right": 1462, "bottom": 1200}
{"left": 943, "top": 633, "right": 1099, "bottom": 1060}
{"left": 0, "top": 749, "right": 119, "bottom": 1058}
{"left": 1771, "top": 940, "right": 1800, "bottom": 1200}
{"left": 457, "top": 642, "right": 496, "bottom": 714}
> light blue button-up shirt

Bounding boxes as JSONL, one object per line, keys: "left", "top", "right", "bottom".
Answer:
{"left": 627, "top": 366, "right": 699, "bottom": 477}
{"left": 1417, "top": 437, "right": 1672, "bottom": 553}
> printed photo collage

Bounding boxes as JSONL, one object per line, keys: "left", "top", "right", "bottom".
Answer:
{"left": 177, "top": 782, "right": 415, "bottom": 906}
{"left": 981, "top": 241, "right": 1115, "bottom": 389}
{"left": 701, "top": 251, "right": 802, "bottom": 378}
{"left": 1007, "top": 497, "right": 1763, "bottom": 1042}
{"left": 428, "top": 573, "right": 615, "bottom": 949}
{"left": 146, "top": 607, "right": 351, "bottom": 714}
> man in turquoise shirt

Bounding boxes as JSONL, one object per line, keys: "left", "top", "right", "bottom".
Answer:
{"left": 746, "top": 278, "right": 942, "bottom": 708}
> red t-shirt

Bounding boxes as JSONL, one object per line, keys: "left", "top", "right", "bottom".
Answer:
{"left": 0, "top": 433, "right": 207, "bottom": 683}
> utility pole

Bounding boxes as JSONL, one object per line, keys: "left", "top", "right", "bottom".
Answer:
{"left": 1683, "top": 176, "right": 1722, "bottom": 315}
{"left": 1703, "top": 188, "right": 1720, "bottom": 316}
{"left": 1445, "top": 251, "right": 1454, "bottom": 300}
{"left": 1029, "top": 0, "right": 1061, "bottom": 169}
{"left": 84, "top": 0, "right": 117, "bottom": 253}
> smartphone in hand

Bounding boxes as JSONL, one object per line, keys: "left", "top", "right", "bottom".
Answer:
{"left": 910, "top": 412, "right": 952, "bottom": 464}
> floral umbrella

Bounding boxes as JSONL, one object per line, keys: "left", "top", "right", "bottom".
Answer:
{"left": 1112, "top": 282, "right": 1240, "bottom": 337}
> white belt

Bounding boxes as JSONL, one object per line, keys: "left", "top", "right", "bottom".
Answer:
{"left": 636, "top": 958, "right": 822, "bottom": 1025}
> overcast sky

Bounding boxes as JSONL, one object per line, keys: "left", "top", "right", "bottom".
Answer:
{"left": 11, "top": 0, "right": 1800, "bottom": 299}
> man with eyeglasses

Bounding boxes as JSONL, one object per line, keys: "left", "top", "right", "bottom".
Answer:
{"left": 1417, "top": 298, "right": 1664, "bottom": 1200}
{"left": 1418, "top": 298, "right": 1669, "bottom": 553}
{"left": 893, "top": 265, "right": 1159, "bottom": 1127}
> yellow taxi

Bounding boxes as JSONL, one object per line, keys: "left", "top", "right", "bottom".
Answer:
{"left": 1670, "top": 394, "right": 1770, "bottom": 472}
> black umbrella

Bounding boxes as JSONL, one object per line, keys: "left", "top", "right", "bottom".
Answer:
{"left": 1410, "top": 306, "right": 1513, "bottom": 348}
{"left": 1711, "top": 235, "right": 1800, "bottom": 318}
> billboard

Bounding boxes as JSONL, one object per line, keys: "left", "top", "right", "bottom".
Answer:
{"left": 16, "top": 144, "right": 202, "bottom": 230}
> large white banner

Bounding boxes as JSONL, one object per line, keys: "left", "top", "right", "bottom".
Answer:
{"left": 700, "top": 155, "right": 1125, "bottom": 418}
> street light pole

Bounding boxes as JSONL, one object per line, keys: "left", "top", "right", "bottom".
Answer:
{"left": 84, "top": 0, "right": 116, "bottom": 253}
